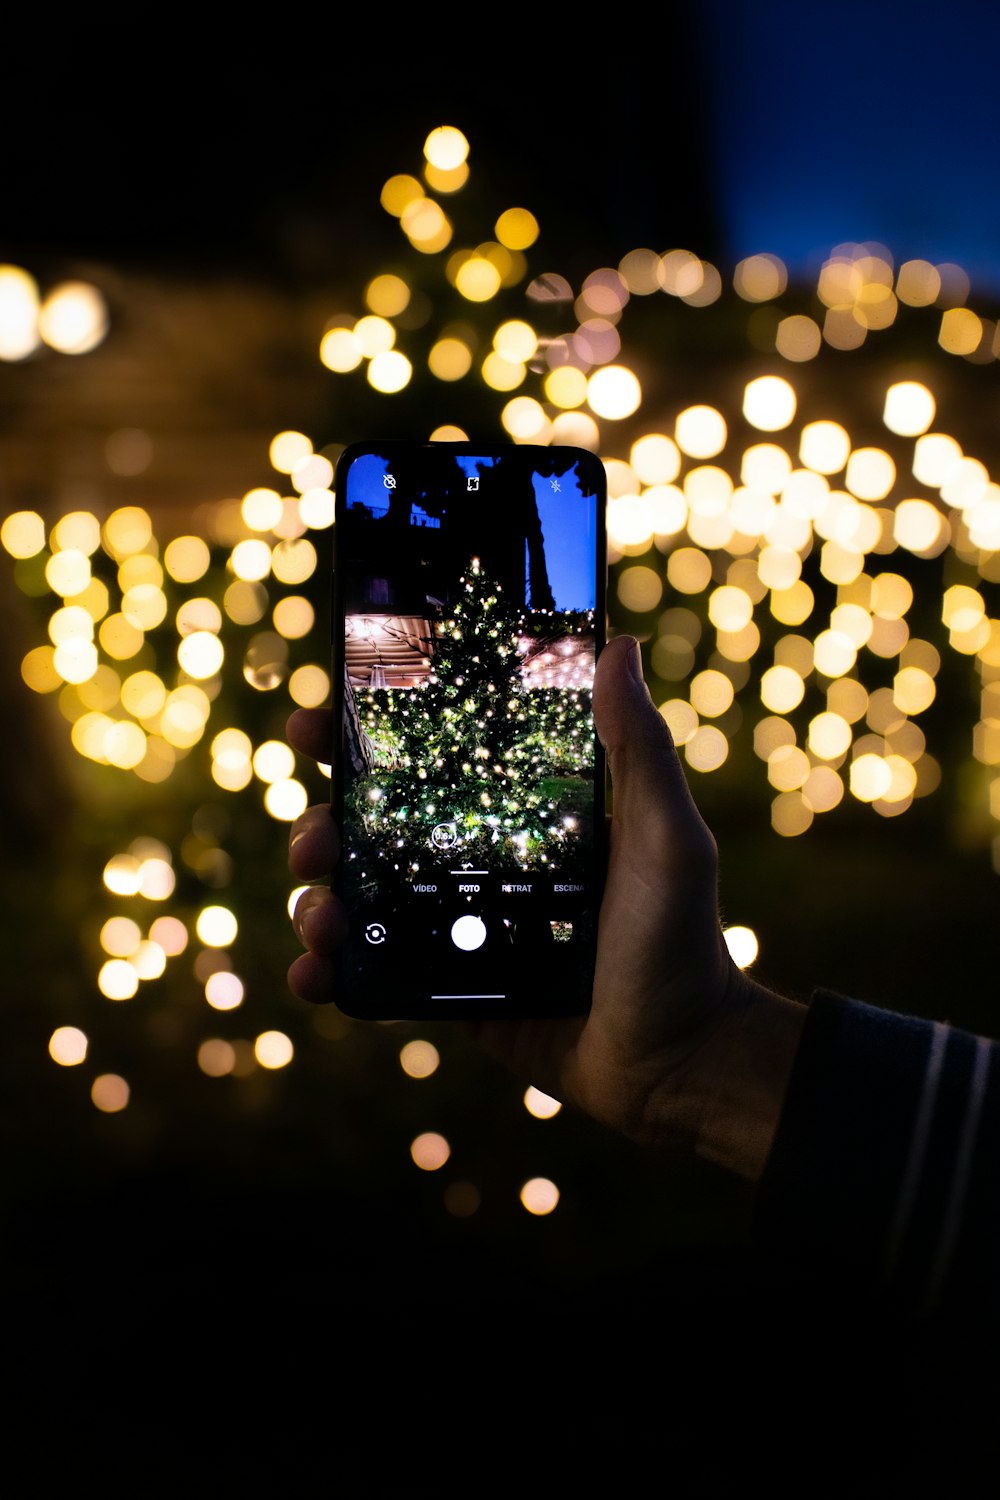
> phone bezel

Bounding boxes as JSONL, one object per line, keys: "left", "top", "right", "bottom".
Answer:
{"left": 331, "top": 440, "right": 607, "bottom": 1020}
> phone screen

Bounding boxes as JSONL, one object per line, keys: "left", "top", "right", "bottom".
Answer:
{"left": 333, "top": 443, "right": 606, "bottom": 1019}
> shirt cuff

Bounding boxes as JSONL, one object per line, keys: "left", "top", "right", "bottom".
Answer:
{"left": 753, "top": 987, "right": 997, "bottom": 1311}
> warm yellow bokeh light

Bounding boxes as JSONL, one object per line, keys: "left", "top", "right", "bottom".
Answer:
{"left": 545, "top": 366, "right": 587, "bottom": 408}
{"left": 675, "top": 405, "right": 726, "bottom": 458}
{"left": 845, "top": 448, "right": 895, "bottom": 502}
{"left": 667, "top": 547, "right": 712, "bottom": 594}
{"left": 0, "top": 264, "right": 41, "bottom": 359}
{"left": 411, "top": 1133, "right": 451, "bottom": 1171}
{"left": 49, "top": 1026, "right": 88, "bottom": 1066}
{"left": 289, "top": 665, "right": 331, "bottom": 708}
{"left": 269, "top": 431, "right": 312, "bottom": 474}
{"left": 494, "top": 320, "right": 537, "bottom": 362}
{"left": 381, "top": 174, "right": 423, "bottom": 217}
{"left": 776, "top": 315, "right": 821, "bottom": 362}
{"left": 708, "top": 585, "right": 753, "bottom": 632}
{"left": 53, "top": 638, "right": 98, "bottom": 684}
{"left": 196, "top": 905, "right": 238, "bottom": 947}
{"left": 734, "top": 254, "right": 787, "bottom": 302}
{"left": 368, "top": 350, "right": 412, "bottom": 392}
{"left": 255, "top": 1030, "right": 294, "bottom": 1070}
{"left": 617, "top": 566, "right": 663, "bottom": 613}
{"left": 883, "top": 382, "right": 935, "bottom": 437}
{"left": 198, "top": 1040, "right": 236, "bottom": 1077}
{"left": 353, "top": 316, "right": 395, "bottom": 358}
{"left": 520, "top": 1178, "right": 560, "bottom": 1215}
{"left": 177, "top": 631, "right": 224, "bottom": 680}
{"left": 103, "top": 506, "right": 152, "bottom": 559}
{"left": 46, "top": 548, "right": 90, "bottom": 597}
{"left": 205, "top": 972, "right": 244, "bottom": 1011}
{"left": 743, "top": 376, "right": 796, "bottom": 431}
{"left": 429, "top": 338, "right": 472, "bottom": 381}
{"left": 501, "top": 396, "right": 551, "bottom": 443}
{"left": 231, "top": 539, "right": 272, "bottom": 581}
{"left": 92, "top": 1074, "right": 129, "bottom": 1113}
{"left": 424, "top": 126, "right": 469, "bottom": 171}
{"left": 851, "top": 753, "right": 893, "bottom": 802}
{"left": 400, "top": 1041, "right": 440, "bottom": 1079}
{"left": 150, "top": 916, "right": 188, "bottom": 956}
{"left": 587, "top": 365, "right": 641, "bottom": 420}
{"left": 51, "top": 511, "right": 101, "bottom": 555}
{"left": 723, "top": 926, "right": 758, "bottom": 968}
{"left": 808, "top": 711, "right": 852, "bottom": 759}
{"left": 495, "top": 208, "right": 539, "bottom": 250}
{"left": 659, "top": 699, "right": 699, "bottom": 744}
{"left": 482, "top": 353, "right": 525, "bottom": 391}
{"left": 894, "top": 499, "right": 945, "bottom": 554}
{"left": 690, "top": 669, "right": 734, "bottom": 717}
{"left": 38, "top": 281, "right": 108, "bottom": 353}
{"left": 365, "top": 275, "right": 410, "bottom": 318}
{"left": 896, "top": 260, "right": 940, "bottom": 306}
{"left": 21, "top": 645, "right": 61, "bottom": 693}
{"left": 771, "top": 792, "right": 814, "bottom": 837}
{"left": 271, "top": 538, "right": 317, "bottom": 585}
{"left": 800, "top": 421, "right": 850, "bottom": 476}
{"left": 761, "top": 665, "right": 805, "bottom": 713}
{"left": 631, "top": 434, "right": 681, "bottom": 485}
{"left": 264, "top": 779, "right": 309, "bottom": 821}
{"left": 455, "top": 257, "right": 501, "bottom": 302}
{"left": 521, "top": 1084, "right": 561, "bottom": 1119}
{"left": 401, "top": 198, "right": 452, "bottom": 253}
{"left": 299, "top": 488, "right": 335, "bottom": 529}
{"left": 320, "top": 327, "right": 363, "bottom": 372}
{"left": 2, "top": 510, "right": 47, "bottom": 558}
{"left": 164, "top": 535, "right": 211, "bottom": 582}
{"left": 685, "top": 725, "right": 729, "bottom": 772}
{"left": 253, "top": 740, "right": 295, "bottom": 784}
{"left": 242, "top": 487, "right": 284, "bottom": 532}
{"left": 98, "top": 959, "right": 139, "bottom": 1001}
{"left": 939, "top": 307, "right": 982, "bottom": 355}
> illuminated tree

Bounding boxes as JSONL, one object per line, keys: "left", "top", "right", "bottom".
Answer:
{"left": 351, "top": 559, "right": 593, "bottom": 872}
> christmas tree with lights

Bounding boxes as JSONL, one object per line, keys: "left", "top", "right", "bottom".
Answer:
{"left": 350, "top": 558, "right": 594, "bottom": 875}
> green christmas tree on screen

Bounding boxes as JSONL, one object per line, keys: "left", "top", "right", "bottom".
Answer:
{"left": 350, "top": 558, "right": 593, "bottom": 874}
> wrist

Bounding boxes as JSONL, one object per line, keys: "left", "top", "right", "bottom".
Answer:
{"left": 696, "top": 973, "right": 807, "bottom": 1181}
{"left": 641, "top": 970, "right": 808, "bottom": 1182}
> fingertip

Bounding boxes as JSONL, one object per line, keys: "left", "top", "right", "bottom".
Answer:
{"left": 287, "top": 951, "right": 335, "bottom": 1005}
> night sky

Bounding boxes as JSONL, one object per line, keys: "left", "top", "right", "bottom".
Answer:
{"left": 3, "top": 7, "right": 999, "bottom": 280}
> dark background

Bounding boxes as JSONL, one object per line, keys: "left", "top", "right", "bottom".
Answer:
{"left": 2, "top": 7, "right": 999, "bottom": 1489}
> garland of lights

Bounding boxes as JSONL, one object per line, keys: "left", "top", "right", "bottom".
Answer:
{"left": 1, "top": 123, "right": 997, "bottom": 1219}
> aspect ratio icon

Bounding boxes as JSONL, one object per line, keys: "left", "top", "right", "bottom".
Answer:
{"left": 466, "top": 476, "right": 479, "bottom": 491}
{"left": 364, "top": 922, "right": 387, "bottom": 944}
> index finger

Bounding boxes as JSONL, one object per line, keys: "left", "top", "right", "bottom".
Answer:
{"left": 287, "top": 708, "right": 332, "bottom": 765}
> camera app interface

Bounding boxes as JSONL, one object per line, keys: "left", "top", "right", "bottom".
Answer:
{"left": 340, "top": 447, "right": 601, "bottom": 1011}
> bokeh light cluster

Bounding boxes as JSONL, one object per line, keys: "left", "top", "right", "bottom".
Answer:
{"left": 5, "top": 123, "right": 1000, "bottom": 1223}
{"left": 0, "top": 263, "right": 108, "bottom": 359}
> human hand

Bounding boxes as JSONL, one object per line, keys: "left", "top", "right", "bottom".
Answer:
{"left": 286, "top": 636, "right": 805, "bottom": 1180}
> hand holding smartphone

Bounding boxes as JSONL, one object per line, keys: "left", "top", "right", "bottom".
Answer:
{"left": 332, "top": 442, "right": 607, "bottom": 1020}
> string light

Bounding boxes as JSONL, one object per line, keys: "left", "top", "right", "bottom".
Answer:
{"left": 5, "top": 125, "right": 1000, "bottom": 1209}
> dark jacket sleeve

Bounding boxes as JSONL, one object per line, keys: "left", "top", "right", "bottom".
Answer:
{"left": 753, "top": 988, "right": 1000, "bottom": 1316}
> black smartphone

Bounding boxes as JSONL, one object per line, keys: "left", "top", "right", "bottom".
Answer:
{"left": 332, "top": 441, "right": 607, "bottom": 1020}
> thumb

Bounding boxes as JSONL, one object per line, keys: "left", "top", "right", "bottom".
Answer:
{"left": 592, "top": 635, "right": 706, "bottom": 851}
